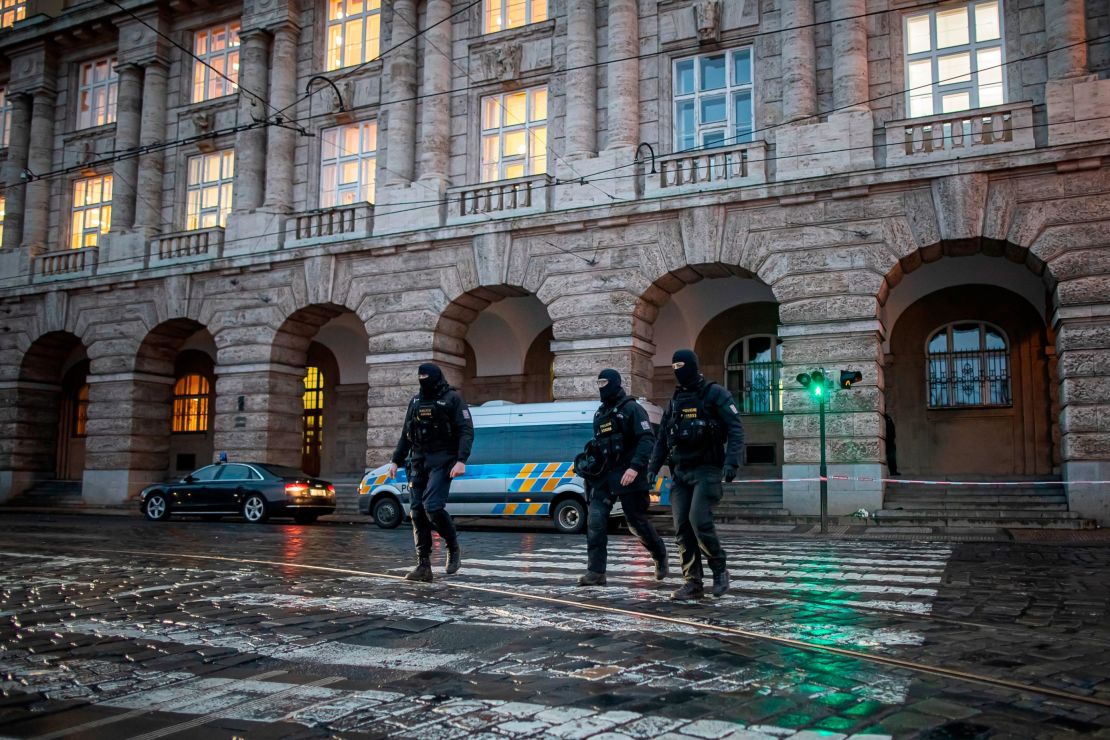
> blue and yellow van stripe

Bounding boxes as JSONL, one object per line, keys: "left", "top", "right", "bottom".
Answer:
{"left": 508, "top": 461, "right": 577, "bottom": 493}
{"left": 491, "top": 501, "right": 551, "bottom": 515}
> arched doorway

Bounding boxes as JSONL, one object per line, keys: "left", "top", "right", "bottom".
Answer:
{"left": 58, "top": 360, "right": 89, "bottom": 480}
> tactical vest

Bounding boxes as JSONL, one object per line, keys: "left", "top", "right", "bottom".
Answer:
{"left": 667, "top": 382, "right": 724, "bottom": 466}
{"left": 594, "top": 397, "right": 636, "bottom": 464}
{"left": 407, "top": 394, "right": 454, "bottom": 448}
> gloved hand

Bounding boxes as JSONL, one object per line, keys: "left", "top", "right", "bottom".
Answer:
{"left": 724, "top": 465, "right": 738, "bottom": 483}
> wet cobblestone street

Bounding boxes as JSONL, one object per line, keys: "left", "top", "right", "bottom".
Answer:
{"left": 0, "top": 514, "right": 1108, "bottom": 739}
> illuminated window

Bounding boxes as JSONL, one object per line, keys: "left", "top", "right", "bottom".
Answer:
{"left": 904, "top": 1, "right": 1005, "bottom": 117}
{"left": 725, "top": 335, "right": 783, "bottom": 414}
{"left": 0, "top": 195, "right": 5, "bottom": 246}
{"left": 302, "top": 366, "right": 324, "bottom": 476}
{"left": 484, "top": 0, "right": 547, "bottom": 34}
{"left": 673, "top": 47, "right": 754, "bottom": 151}
{"left": 326, "top": 0, "right": 381, "bottom": 72}
{"left": 927, "top": 322, "right": 1011, "bottom": 407}
{"left": 0, "top": 87, "right": 11, "bottom": 148}
{"left": 76, "top": 56, "right": 118, "bottom": 130}
{"left": 74, "top": 383, "right": 89, "bottom": 437}
{"left": 186, "top": 150, "right": 235, "bottom": 230}
{"left": 320, "top": 121, "right": 377, "bottom": 207}
{"left": 192, "top": 21, "right": 241, "bottom": 103}
{"left": 480, "top": 87, "right": 547, "bottom": 182}
{"left": 71, "top": 175, "right": 112, "bottom": 249}
{"left": 0, "top": 0, "right": 25, "bottom": 29}
{"left": 173, "top": 374, "right": 211, "bottom": 433}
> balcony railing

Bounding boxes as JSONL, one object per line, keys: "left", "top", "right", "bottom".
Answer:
{"left": 149, "top": 227, "right": 225, "bottom": 266}
{"left": 927, "top": 349, "right": 1011, "bottom": 408}
{"left": 726, "top": 361, "right": 784, "bottom": 414}
{"left": 447, "top": 175, "right": 550, "bottom": 224}
{"left": 285, "top": 202, "right": 373, "bottom": 247}
{"left": 647, "top": 141, "right": 767, "bottom": 196}
{"left": 33, "top": 247, "right": 97, "bottom": 281}
{"left": 885, "top": 102, "right": 1035, "bottom": 166}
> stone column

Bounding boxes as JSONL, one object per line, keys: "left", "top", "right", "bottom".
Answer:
{"left": 0, "top": 380, "right": 61, "bottom": 502}
{"left": 417, "top": 0, "right": 451, "bottom": 187}
{"left": 109, "top": 64, "right": 143, "bottom": 234}
{"left": 605, "top": 0, "right": 639, "bottom": 151}
{"left": 21, "top": 89, "right": 56, "bottom": 254}
{"left": 212, "top": 363, "right": 304, "bottom": 465}
{"left": 262, "top": 23, "right": 299, "bottom": 213}
{"left": 831, "top": 0, "right": 869, "bottom": 110}
{"left": 1057, "top": 317, "right": 1110, "bottom": 524}
{"left": 1046, "top": 0, "right": 1088, "bottom": 80}
{"left": 1, "top": 93, "right": 31, "bottom": 251}
{"left": 385, "top": 0, "right": 418, "bottom": 185}
{"left": 781, "top": 0, "right": 817, "bottom": 122}
{"left": 232, "top": 29, "right": 271, "bottom": 213}
{"left": 134, "top": 61, "right": 167, "bottom": 232}
{"left": 565, "top": 0, "right": 597, "bottom": 159}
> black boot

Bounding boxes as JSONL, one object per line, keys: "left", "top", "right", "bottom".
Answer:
{"left": 405, "top": 558, "right": 433, "bottom": 582}
{"left": 577, "top": 571, "right": 607, "bottom": 586}
{"left": 653, "top": 553, "right": 670, "bottom": 581}
{"left": 446, "top": 545, "right": 461, "bottom": 575}
{"left": 431, "top": 509, "right": 460, "bottom": 574}
{"left": 409, "top": 508, "right": 433, "bottom": 582}
{"left": 671, "top": 580, "right": 704, "bottom": 601}
{"left": 711, "top": 569, "right": 730, "bottom": 597}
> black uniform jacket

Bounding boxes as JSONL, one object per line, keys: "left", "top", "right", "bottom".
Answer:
{"left": 594, "top": 390, "right": 656, "bottom": 493}
{"left": 649, "top": 376, "right": 745, "bottom": 472}
{"left": 391, "top": 386, "right": 475, "bottom": 466}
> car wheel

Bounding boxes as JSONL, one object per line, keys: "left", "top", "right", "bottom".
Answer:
{"left": 293, "top": 513, "right": 318, "bottom": 525}
{"left": 242, "top": 494, "right": 269, "bottom": 523}
{"left": 553, "top": 498, "right": 587, "bottom": 534}
{"left": 144, "top": 493, "right": 170, "bottom": 522}
{"left": 372, "top": 496, "right": 403, "bottom": 529}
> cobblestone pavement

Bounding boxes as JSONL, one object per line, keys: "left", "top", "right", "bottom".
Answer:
{"left": 0, "top": 514, "right": 1107, "bottom": 739}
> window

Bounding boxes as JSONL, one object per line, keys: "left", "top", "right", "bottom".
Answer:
{"left": 71, "top": 175, "right": 112, "bottom": 248}
{"left": 0, "top": 195, "right": 6, "bottom": 246}
{"left": 904, "top": 1, "right": 1004, "bottom": 117}
{"left": 725, "top": 335, "right": 783, "bottom": 414}
{"left": 172, "top": 374, "right": 211, "bottom": 433}
{"left": 926, "top": 321, "right": 1011, "bottom": 407}
{"left": 320, "top": 121, "right": 377, "bottom": 207}
{"left": 74, "top": 383, "right": 89, "bottom": 437}
{"left": 186, "top": 150, "right": 235, "bottom": 229}
{"left": 192, "top": 21, "right": 241, "bottom": 103}
{"left": 0, "top": 0, "right": 25, "bottom": 29}
{"left": 326, "top": 0, "right": 381, "bottom": 71}
{"left": 484, "top": 0, "right": 548, "bottom": 34}
{"left": 189, "top": 465, "right": 223, "bottom": 482}
{"left": 216, "top": 464, "right": 261, "bottom": 480}
{"left": 0, "top": 87, "right": 11, "bottom": 148}
{"left": 673, "top": 48, "right": 754, "bottom": 151}
{"left": 468, "top": 423, "right": 592, "bottom": 465}
{"left": 302, "top": 366, "right": 324, "bottom": 476}
{"left": 76, "top": 56, "right": 119, "bottom": 130}
{"left": 480, "top": 87, "right": 548, "bottom": 182}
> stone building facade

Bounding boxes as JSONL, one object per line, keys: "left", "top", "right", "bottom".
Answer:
{"left": 0, "top": 0, "right": 1108, "bottom": 521}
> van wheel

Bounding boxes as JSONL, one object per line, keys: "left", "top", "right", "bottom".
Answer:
{"left": 553, "top": 498, "right": 587, "bottom": 534}
{"left": 373, "top": 496, "right": 403, "bottom": 529}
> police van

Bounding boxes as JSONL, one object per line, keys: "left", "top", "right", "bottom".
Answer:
{"left": 359, "top": 399, "right": 665, "bottom": 533}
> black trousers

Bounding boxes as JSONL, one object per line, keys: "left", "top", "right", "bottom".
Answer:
{"left": 586, "top": 483, "right": 666, "bottom": 574}
{"left": 408, "top": 453, "right": 458, "bottom": 560}
{"left": 670, "top": 465, "right": 727, "bottom": 585}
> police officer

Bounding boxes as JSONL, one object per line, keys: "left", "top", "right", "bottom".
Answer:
{"left": 650, "top": 349, "right": 744, "bottom": 600}
{"left": 577, "top": 369, "right": 668, "bottom": 587}
{"left": 388, "top": 363, "right": 474, "bottom": 582}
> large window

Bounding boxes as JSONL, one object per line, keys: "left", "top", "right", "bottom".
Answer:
{"left": 725, "top": 335, "right": 783, "bottom": 414}
{"left": 326, "top": 0, "right": 381, "bottom": 72}
{"left": 904, "top": 1, "right": 1004, "bottom": 117}
{"left": 480, "top": 87, "right": 547, "bottom": 182}
{"left": 73, "top": 383, "right": 89, "bottom": 437}
{"left": 0, "top": 1, "right": 25, "bottom": 29}
{"left": 76, "top": 56, "right": 118, "bottom": 130}
{"left": 192, "top": 21, "right": 241, "bottom": 103}
{"left": 320, "top": 121, "right": 377, "bottom": 207}
{"left": 186, "top": 150, "right": 235, "bottom": 230}
{"left": 172, "top": 374, "right": 211, "bottom": 433}
{"left": 926, "top": 322, "right": 1011, "bottom": 407}
{"left": 673, "top": 48, "right": 754, "bottom": 151}
{"left": 302, "top": 366, "right": 324, "bottom": 476}
{"left": 0, "top": 87, "right": 11, "bottom": 148}
{"left": 0, "top": 195, "right": 5, "bottom": 246}
{"left": 71, "top": 175, "right": 112, "bottom": 248}
{"left": 484, "top": 0, "right": 548, "bottom": 34}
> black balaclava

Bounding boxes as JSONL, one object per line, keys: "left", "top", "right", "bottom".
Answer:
{"left": 597, "top": 368, "right": 623, "bottom": 404}
{"left": 672, "top": 349, "right": 701, "bottom": 388}
{"left": 418, "top": 363, "right": 445, "bottom": 398}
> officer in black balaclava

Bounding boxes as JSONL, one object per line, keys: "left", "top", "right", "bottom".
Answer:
{"left": 577, "top": 369, "right": 668, "bottom": 587}
{"left": 649, "top": 349, "right": 744, "bottom": 600}
{"left": 388, "top": 363, "right": 474, "bottom": 582}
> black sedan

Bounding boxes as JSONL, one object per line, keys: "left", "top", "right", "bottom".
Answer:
{"left": 139, "top": 462, "right": 335, "bottom": 524}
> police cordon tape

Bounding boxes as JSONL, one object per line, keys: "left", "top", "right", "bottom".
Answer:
{"left": 722, "top": 476, "right": 1110, "bottom": 486}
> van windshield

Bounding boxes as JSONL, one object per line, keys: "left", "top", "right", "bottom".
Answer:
{"left": 469, "top": 423, "right": 592, "bottom": 465}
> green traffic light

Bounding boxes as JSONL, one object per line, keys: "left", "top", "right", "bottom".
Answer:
{"left": 813, "top": 385, "right": 822, "bottom": 397}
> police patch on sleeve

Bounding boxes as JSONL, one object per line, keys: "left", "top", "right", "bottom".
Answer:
{"left": 641, "top": 420, "right": 650, "bottom": 430}
{"left": 462, "top": 409, "right": 470, "bottom": 419}
{"left": 728, "top": 404, "right": 739, "bottom": 415}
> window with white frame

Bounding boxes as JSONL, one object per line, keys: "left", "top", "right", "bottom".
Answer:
{"left": 725, "top": 335, "right": 783, "bottom": 414}
{"left": 320, "top": 121, "right": 377, "bottom": 207}
{"left": 70, "top": 175, "right": 112, "bottom": 249}
{"left": 326, "top": 0, "right": 381, "bottom": 72}
{"left": 192, "top": 21, "right": 241, "bottom": 103}
{"left": 483, "top": 0, "right": 548, "bottom": 34}
{"left": 926, "top": 321, "right": 1011, "bottom": 407}
{"left": 673, "top": 48, "right": 754, "bottom": 151}
{"left": 186, "top": 150, "right": 235, "bottom": 230}
{"left": 480, "top": 87, "right": 547, "bottom": 182}
{"left": 0, "top": 87, "right": 10, "bottom": 148}
{"left": 904, "top": 1, "right": 1005, "bottom": 117}
{"left": 76, "top": 56, "right": 118, "bottom": 130}
{"left": 0, "top": 0, "right": 25, "bottom": 29}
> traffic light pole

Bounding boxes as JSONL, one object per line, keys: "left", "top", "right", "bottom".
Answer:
{"left": 818, "top": 394, "right": 828, "bottom": 534}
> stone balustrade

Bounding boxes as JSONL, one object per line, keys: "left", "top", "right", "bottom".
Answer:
{"left": 33, "top": 247, "right": 97, "bottom": 282}
{"left": 645, "top": 141, "right": 768, "bottom": 197}
{"left": 284, "top": 203, "right": 374, "bottom": 248}
{"left": 446, "top": 175, "right": 551, "bottom": 225}
{"left": 149, "top": 227, "right": 225, "bottom": 266}
{"left": 885, "top": 102, "right": 1035, "bottom": 166}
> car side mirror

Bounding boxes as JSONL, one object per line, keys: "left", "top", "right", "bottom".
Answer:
{"left": 183, "top": 475, "right": 196, "bottom": 483}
